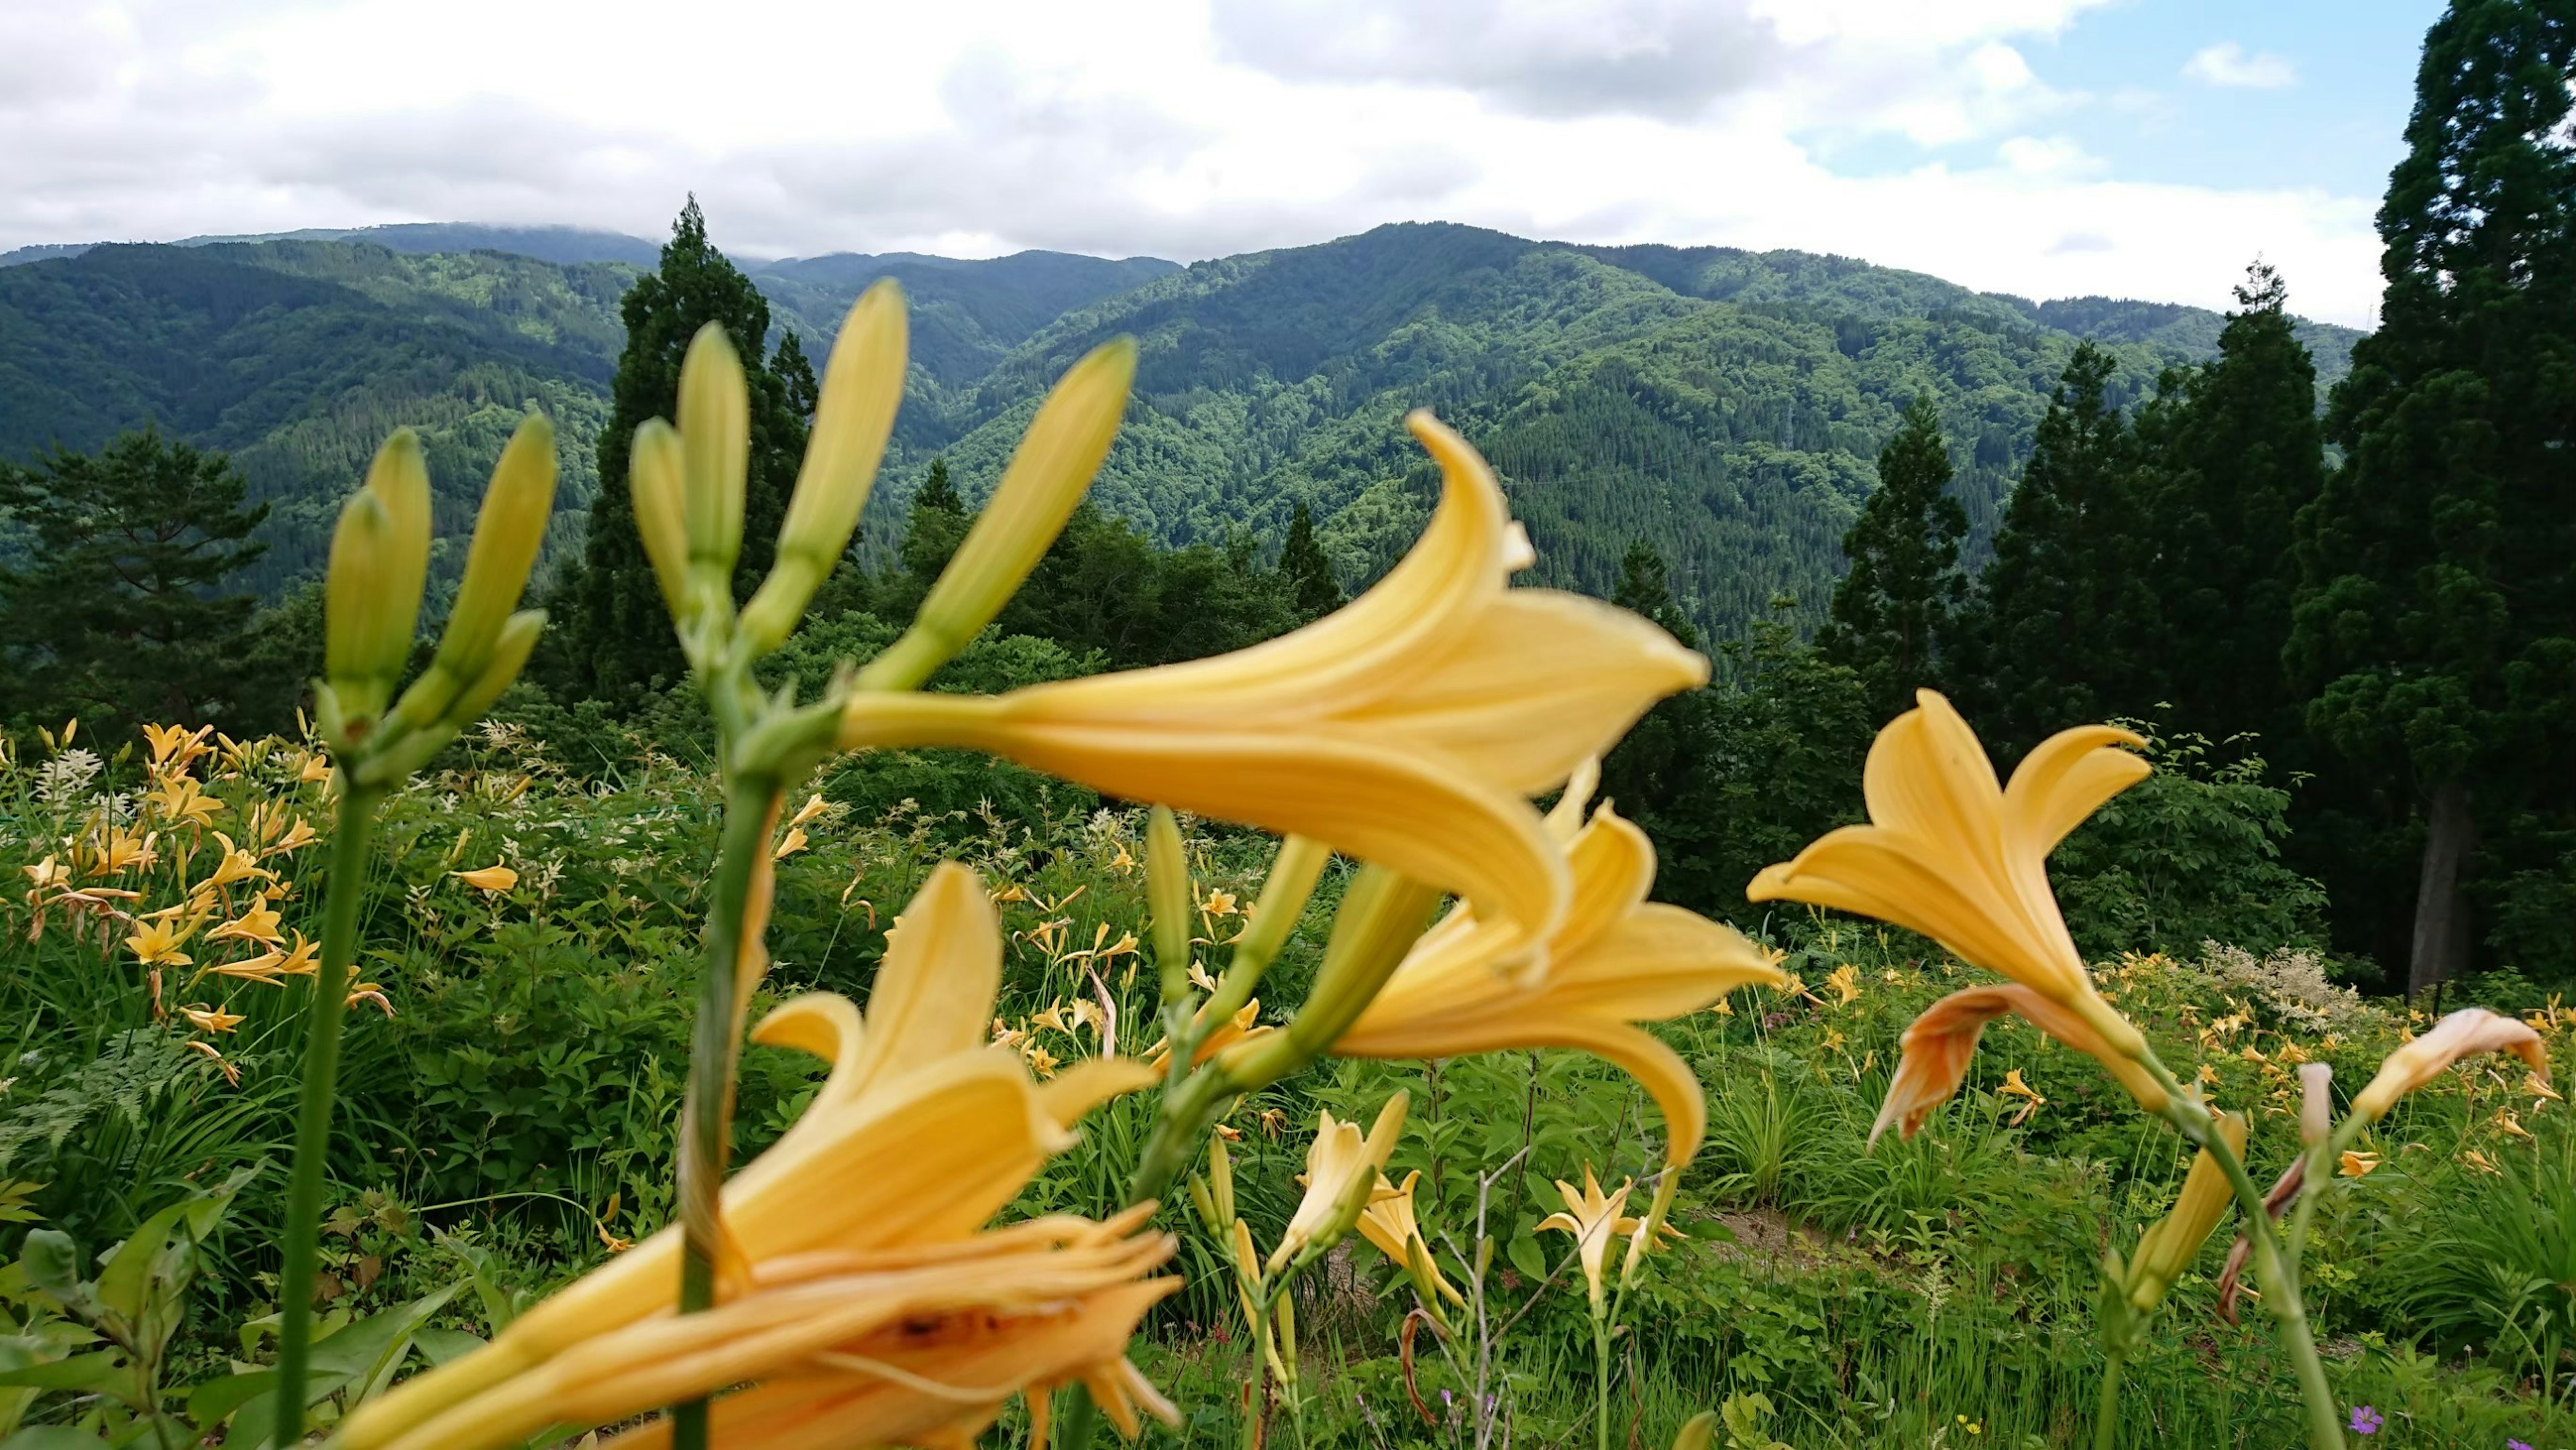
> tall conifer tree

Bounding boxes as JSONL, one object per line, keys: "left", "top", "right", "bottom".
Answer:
{"left": 1949, "top": 342, "right": 2160, "bottom": 749}
{"left": 1275, "top": 500, "right": 1344, "bottom": 619}
{"left": 553, "top": 198, "right": 814, "bottom": 703}
{"left": 2287, "top": 0, "right": 2575, "bottom": 992}
{"left": 1821, "top": 395, "right": 1968, "bottom": 721}
{"left": 2133, "top": 263, "right": 2324, "bottom": 747}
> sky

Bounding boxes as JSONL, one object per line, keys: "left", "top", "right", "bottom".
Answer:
{"left": 0, "top": 0, "right": 2445, "bottom": 325}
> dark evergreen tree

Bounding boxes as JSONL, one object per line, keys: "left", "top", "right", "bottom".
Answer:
{"left": 552, "top": 198, "right": 812, "bottom": 704}
{"left": 2133, "top": 263, "right": 2324, "bottom": 747}
{"left": 1949, "top": 342, "right": 2160, "bottom": 749}
{"left": 1275, "top": 500, "right": 1344, "bottom": 619}
{"left": 1611, "top": 538, "right": 1703, "bottom": 651}
{"left": 882, "top": 458, "right": 969, "bottom": 621}
{"left": 0, "top": 430, "right": 268, "bottom": 728}
{"left": 2286, "top": 0, "right": 2576, "bottom": 992}
{"left": 1819, "top": 395, "right": 1968, "bottom": 721}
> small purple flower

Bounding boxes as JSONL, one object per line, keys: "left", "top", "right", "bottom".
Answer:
{"left": 2506, "top": 1440, "right": 2532, "bottom": 1450}
{"left": 2349, "top": 1406, "right": 2383, "bottom": 1435}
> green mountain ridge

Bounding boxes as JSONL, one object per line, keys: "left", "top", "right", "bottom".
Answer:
{"left": 0, "top": 220, "right": 2365, "bottom": 641}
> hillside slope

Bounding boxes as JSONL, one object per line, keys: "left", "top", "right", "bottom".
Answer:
{"left": 0, "top": 222, "right": 2364, "bottom": 640}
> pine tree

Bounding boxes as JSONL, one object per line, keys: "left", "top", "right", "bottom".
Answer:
{"left": 1820, "top": 395, "right": 1968, "bottom": 721}
{"left": 0, "top": 429, "right": 268, "bottom": 728}
{"left": 1275, "top": 500, "right": 1344, "bottom": 619}
{"left": 884, "top": 458, "right": 969, "bottom": 619}
{"left": 2133, "top": 263, "right": 2324, "bottom": 747}
{"left": 1950, "top": 342, "right": 2160, "bottom": 749}
{"left": 1611, "top": 539, "right": 1702, "bottom": 650}
{"left": 2286, "top": 0, "right": 2576, "bottom": 992}
{"left": 552, "top": 197, "right": 814, "bottom": 703}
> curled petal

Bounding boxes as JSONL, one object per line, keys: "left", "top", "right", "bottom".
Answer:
{"left": 1871, "top": 983, "right": 2165, "bottom": 1145}
{"left": 2353, "top": 1007, "right": 2549, "bottom": 1120}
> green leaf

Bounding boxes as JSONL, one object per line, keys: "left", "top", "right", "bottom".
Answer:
{"left": 0, "top": 1351, "right": 127, "bottom": 1394}
{"left": 185, "top": 1368, "right": 274, "bottom": 1431}
{"left": 93, "top": 1201, "right": 195, "bottom": 1328}
{"left": 413, "top": 1328, "right": 485, "bottom": 1367}
{"left": 1505, "top": 1231, "right": 1546, "bottom": 1282}
{"left": 17, "top": 1235, "right": 79, "bottom": 1308}
{"left": 0, "top": 1427, "right": 109, "bottom": 1449}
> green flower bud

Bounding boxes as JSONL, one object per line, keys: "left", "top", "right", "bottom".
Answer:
{"left": 739, "top": 280, "right": 907, "bottom": 657}
{"left": 678, "top": 323, "right": 749, "bottom": 589}
{"left": 629, "top": 419, "right": 692, "bottom": 625}
{"left": 1148, "top": 805, "right": 1191, "bottom": 995}
{"left": 323, "top": 430, "right": 431, "bottom": 728}
{"left": 858, "top": 338, "right": 1134, "bottom": 690}
{"left": 433, "top": 413, "right": 557, "bottom": 681}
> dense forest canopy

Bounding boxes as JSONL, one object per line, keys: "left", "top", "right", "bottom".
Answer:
{"left": 0, "top": 220, "right": 2360, "bottom": 643}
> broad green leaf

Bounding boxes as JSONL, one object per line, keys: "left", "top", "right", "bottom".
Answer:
{"left": 17, "top": 1235, "right": 78, "bottom": 1308}
{"left": 93, "top": 1201, "right": 195, "bottom": 1329}
{"left": 0, "top": 1351, "right": 127, "bottom": 1394}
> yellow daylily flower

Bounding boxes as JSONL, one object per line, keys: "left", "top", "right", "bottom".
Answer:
{"left": 89, "top": 829, "right": 157, "bottom": 876}
{"left": 1271, "top": 1096, "right": 1409, "bottom": 1273}
{"left": 786, "top": 792, "right": 830, "bottom": 830}
{"left": 1749, "top": 690, "right": 2149, "bottom": 1054}
{"left": 1995, "top": 1068, "right": 2046, "bottom": 1126}
{"left": 1356, "top": 1170, "right": 1464, "bottom": 1307}
{"left": 1537, "top": 1166, "right": 1642, "bottom": 1309}
{"left": 341, "top": 862, "right": 1162, "bottom": 1450}
{"left": 146, "top": 775, "right": 223, "bottom": 829}
{"left": 453, "top": 864, "right": 519, "bottom": 895}
{"left": 180, "top": 1004, "right": 244, "bottom": 1035}
{"left": 2350, "top": 1007, "right": 2549, "bottom": 1121}
{"left": 2339, "top": 1150, "right": 2381, "bottom": 1178}
{"left": 1334, "top": 800, "right": 1786, "bottom": 1174}
{"left": 2126, "top": 1111, "right": 2246, "bottom": 1309}
{"left": 125, "top": 918, "right": 194, "bottom": 968}
{"left": 1146, "top": 998, "right": 1270, "bottom": 1068}
{"left": 1868, "top": 982, "right": 2167, "bottom": 1145}
{"left": 840, "top": 412, "right": 1707, "bottom": 970}
{"left": 197, "top": 833, "right": 269, "bottom": 890}
{"left": 142, "top": 722, "right": 214, "bottom": 776}
{"left": 771, "top": 827, "right": 810, "bottom": 860}
{"left": 205, "top": 900, "right": 284, "bottom": 948}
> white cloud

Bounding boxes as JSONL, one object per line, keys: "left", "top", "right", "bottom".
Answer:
{"left": 2183, "top": 42, "right": 2298, "bottom": 90}
{"left": 0, "top": 0, "right": 2380, "bottom": 324}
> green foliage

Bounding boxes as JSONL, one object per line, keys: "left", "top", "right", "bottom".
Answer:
{"left": 1948, "top": 342, "right": 2161, "bottom": 753}
{"left": 1276, "top": 499, "right": 1344, "bottom": 619}
{"left": 0, "top": 431, "right": 267, "bottom": 732}
{"left": 551, "top": 199, "right": 815, "bottom": 705}
{"left": 1819, "top": 395, "right": 1968, "bottom": 719}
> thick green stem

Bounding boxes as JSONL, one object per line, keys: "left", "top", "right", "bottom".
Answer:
{"left": 270, "top": 784, "right": 384, "bottom": 1447}
{"left": 1591, "top": 1309, "right": 1612, "bottom": 1450}
{"left": 2094, "top": 1349, "right": 2126, "bottom": 1450}
{"left": 2131, "top": 1050, "right": 2344, "bottom": 1450}
{"left": 670, "top": 775, "right": 782, "bottom": 1450}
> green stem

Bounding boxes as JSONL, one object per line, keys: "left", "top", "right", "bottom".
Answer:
{"left": 270, "top": 784, "right": 384, "bottom": 1447}
{"left": 1591, "top": 1308, "right": 1611, "bottom": 1450}
{"left": 2094, "top": 1349, "right": 2126, "bottom": 1450}
{"left": 2131, "top": 1051, "right": 2343, "bottom": 1450}
{"left": 670, "top": 774, "right": 781, "bottom": 1450}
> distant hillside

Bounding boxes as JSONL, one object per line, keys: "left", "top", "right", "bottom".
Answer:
{"left": 903, "top": 223, "right": 2364, "bottom": 639}
{"left": 0, "top": 220, "right": 2365, "bottom": 641}
{"left": 1, "top": 223, "right": 665, "bottom": 270}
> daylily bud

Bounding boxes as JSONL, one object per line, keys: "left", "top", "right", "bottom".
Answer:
{"left": 863, "top": 338, "right": 1134, "bottom": 690}
{"left": 434, "top": 414, "right": 557, "bottom": 680}
{"left": 1187, "top": 1174, "right": 1220, "bottom": 1229}
{"left": 2127, "top": 1111, "right": 2246, "bottom": 1310}
{"left": 1208, "top": 1133, "right": 1236, "bottom": 1224}
{"left": 2352, "top": 1007, "right": 2548, "bottom": 1121}
{"left": 358, "top": 611, "right": 546, "bottom": 788}
{"left": 441, "top": 609, "right": 546, "bottom": 731}
{"left": 629, "top": 419, "right": 692, "bottom": 624}
{"left": 738, "top": 280, "right": 907, "bottom": 656}
{"left": 324, "top": 430, "right": 432, "bottom": 724}
{"left": 1222, "top": 867, "right": 1440, "bottom": 1089}
{"left": 2300, "top": 1061, "right": 2333, "bottom": 1145}
{"left": 678, "top": 322, "right": 750, "bottom": 588}
{"left": 1147, "top": 805, "right": 1191, "bottom": 995}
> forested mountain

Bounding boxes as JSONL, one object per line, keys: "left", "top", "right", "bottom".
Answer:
{"left": 0, "top": 219, "right": 2363, "bottom": 641}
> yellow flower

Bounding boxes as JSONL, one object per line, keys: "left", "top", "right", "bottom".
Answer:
{"left": 2338, "top": 1150, "right": 2381, "bottom": 1178}
{"left": 1334, "top": 799, "right": 1785, "bottom": 1174}
{"left": 841, "top": 412, "right": 1707, "bottom": 970}
{"left": 197, "top": 832, "right": 269, "bottom": 890}
{"left": 125, "top": 918, "right": 194, "bottom": 968}
{"left": 142, "top": 722, "right": 214, "bottom": 776}
{"left": 2126, "top": 1112, "right": 2246, "bottom": 1309}
{"left": 771, "top": 827, "right": 810, "bottom": 861}
{"left": 89, "top": 829, "right": 157, "bottom": 876}
{"left": 180, "top": 1004, "right": 244, "bottom": 1035}
{"left": 1821, "top": 963, "right": 1862, "bottom": 1006}
{"left": 209, "top": 931, "right": 320, "bottom": 986}
{"left": 1271, "top": 1096, "right": 1408, "bottom": 1273}
{"left": 1748, "top": 691, "right": 2148, "bottom": 1053}
{"left": 205, "top": 900, "right": 284, "bottom": 948}
{"left": 786, "top": 792, "right": 830, "bottom": 830}
{"left": 1866, "top": 983, "right": 2166, "bottom": 1145}
{"left": 1356, "top": 1170, "right": 1464, "bottom": 1308}
{"left": 453, "top": 864, "right": 519, "bottom": 895}
{"left": 1537, "top": 1166, "right": 1641, "bottom": 1308}
{"left": 146, "top": 775, "right": 222, "bottom": 830}
{"left": 1148, "top": 998, "right": 1269, "bottom": 1068}
{"left": 2351, "top": 1007, "right": 2549, "bottom": 1120}
{"left": 340, "top": 862, "right": 1163, "bottom": 1450}
{"left": 1995, "top": 1068, "right": 2046, "bottom": 1126}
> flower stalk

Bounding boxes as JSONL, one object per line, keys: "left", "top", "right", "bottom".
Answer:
{"left": 268, "top": 778, "right": 384, "bottom": 1445}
